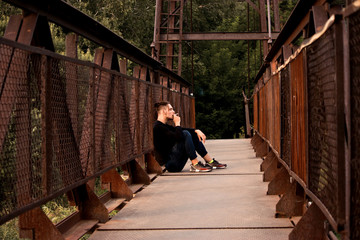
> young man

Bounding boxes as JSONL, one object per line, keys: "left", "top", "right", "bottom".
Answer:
{"left": 153, "top": 101, "right": 227, "bottom": 172}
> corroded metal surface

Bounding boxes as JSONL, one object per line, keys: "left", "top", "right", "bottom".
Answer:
{"left": 349, "top": 8, "right": 360, "bottom": 240}
{"left": 280, "top": 66, "right": 291, "bottom": 167}
{"left": 290, "top": 51, "right": 306, "bottom": 184}
{"left": 307, "top": 26, "right": 338, "bottom": 222}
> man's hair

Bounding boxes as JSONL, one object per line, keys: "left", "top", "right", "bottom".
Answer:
{"left": 154, "top": 101, "right": 170, "bottom": 119}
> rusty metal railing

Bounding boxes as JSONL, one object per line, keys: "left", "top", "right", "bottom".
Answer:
{"left": 250, "top": 1, "right": 360, "bottom": 239}
{"left": 0, "top": 0, "right": 195, "bottom": 237}
{"left": 345, "top": 2, "right": 360, "bottom": 239}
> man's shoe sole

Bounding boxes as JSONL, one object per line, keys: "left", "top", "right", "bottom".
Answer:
{"left": 214, "top": 166, "right": 227, "bottom": 169}
{"left": 190, "top": 168, "right": 212, "bottom": 172}
{"left": 207, "top": 165, "right": 227, "bottom": 169}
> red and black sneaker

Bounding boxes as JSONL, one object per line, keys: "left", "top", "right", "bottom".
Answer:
{"left": 205, "top": 158, "right": 227, "bottom": 169}
{"left": 190, "top": 161, "right": 212, "bottom": 172}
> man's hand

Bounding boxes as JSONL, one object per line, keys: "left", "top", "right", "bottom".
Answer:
{"left": 173, "top": 113, "right": 181, "bottom": 126}
{"left": 195, "top": 129, "right": 206, "bottom": 144}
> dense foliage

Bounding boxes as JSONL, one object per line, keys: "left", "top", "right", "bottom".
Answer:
{"left": 181, "top": 0, "right": 296, "bottom": 138}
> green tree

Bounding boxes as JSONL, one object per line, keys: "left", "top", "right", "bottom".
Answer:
{"left": 182, "top": 0, "right": 296, "bottom": 139}
{"left": 182, "top": 1, "right": 256, "bottom": 138}
{"left": 0, "top": 1, "right": 21, "bottom": 36}
{"left": 64, "top": 0, "right": 155, "bottom": 55}
{"left": 195, "top": 44, "right": 245, "bottom": 138}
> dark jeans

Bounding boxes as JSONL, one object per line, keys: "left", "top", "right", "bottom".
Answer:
{"left": 165, "top": 130, "right": 208, "bottom": 172}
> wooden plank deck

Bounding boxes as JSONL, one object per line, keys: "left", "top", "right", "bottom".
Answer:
{"left": 89, "top": 139, "right": 293, "bottom": 240}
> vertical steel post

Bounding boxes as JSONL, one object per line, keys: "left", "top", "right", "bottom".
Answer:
{"left": 65, "top": 33, "right": 79, "bottom": 145}
{"left": 259, "top": 0, "right": 268, "bottom": 55}
{"left": 90, "top": 65, "right": 96, "bottom": 186}
{"left": 166, "top": 0, "right": 176, "bottom": 71}
{"left": 191, "top": 0, "right": 194, "bottom": 93}
{"left": 152, "top": 0, "right": 162, "bottom": 60}
{"left": 334, "top": 16, "right": 346, "bottom": 234}
{"left": 243, "top": 91, "right": 251, "bottom": 137}
{"left": 40, "top": 54, "right": 52, "bottom": 196}
{"left": 247, "top": 2, "right": 250, "bottom": 96}
{"left": 267, "top": 0, "right": 272, "bottom": 44}
{"left": 273, "top": 0, "right": 280, "bottom": 32}
{"left": 178, "top": 0, "right": 184, "bottom": 75}
{"left": 342, "top": 11, "right": 351, "bottom": 240}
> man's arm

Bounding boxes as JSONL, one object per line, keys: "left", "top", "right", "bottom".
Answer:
{"left": 173, "top": 114, "right": 181, "bottom": 126}
{"left": 154, "top": 122, "right": 183, "bottom": 143}
{"left": 194, "top": 129, "right": 206, "bottom": 143}
{"left": 180, "top": 126, "right": 206, "bottom": 144}
{"left": 174, "top": 114, "right": 206, "bottom": 143}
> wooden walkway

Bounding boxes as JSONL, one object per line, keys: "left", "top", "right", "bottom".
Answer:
{"left": 89, "top": 139, "right": 294, "bottom": 240}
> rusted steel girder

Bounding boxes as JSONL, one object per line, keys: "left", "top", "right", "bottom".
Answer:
{"left": 159, "top": 32, "right": 280, "bottom": 41}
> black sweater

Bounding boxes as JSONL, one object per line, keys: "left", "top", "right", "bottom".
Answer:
{"left": 153, "top": 120, "right": 195, "bottom": 165}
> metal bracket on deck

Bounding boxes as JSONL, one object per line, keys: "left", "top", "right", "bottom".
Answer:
{"left": 289, "top": 203, "right": 327, "bottom": 240}
{"left": 101, "top": 169, "right": 134, "bottom": 201}
{"left": 260, "top": 151, "right": 275, "bottom": 171}
{"left": 129, "top": 159, "right": 151, "bottom": 185}
{"left": 267, "top": 167, "right": 292, "bottom": 195}
{"left": 19, "top": 208, "right": 64, "bottom": 240}
{"left": 263, "top": 154, "right": 282, "bottom": 182}
{"left": 275, "top": 182, "right": 305, "bottom": 218}
{"left": 76, "top": 184, "right": 109, "bottom": 223}
{"left": 251, "top": 133, "right": 269, "bottom": 158}
{"left": 146, "top": 152, "right": 163, "bottom": 175}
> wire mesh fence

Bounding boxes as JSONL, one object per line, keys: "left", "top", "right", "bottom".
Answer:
{"left": 280, "top": 65, "right": 291, "bottom": 167}
{"left": 307, "top": 25, "right": 339, "bottom": 222}
{"left": 0, "top": 39, "right": 194, "bottom": 225}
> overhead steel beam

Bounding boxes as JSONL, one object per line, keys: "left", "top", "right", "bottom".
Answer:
{"left": 160, "top": 32, "right": 279, "bottom": 41}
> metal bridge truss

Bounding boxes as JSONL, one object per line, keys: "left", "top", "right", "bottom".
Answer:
{"left": 151, "top": 0, "right": 281, "bottom": 77}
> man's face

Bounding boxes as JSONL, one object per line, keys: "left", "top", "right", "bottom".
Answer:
{"left": 165, "top": 104, "right": 175, "bottom": 120}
